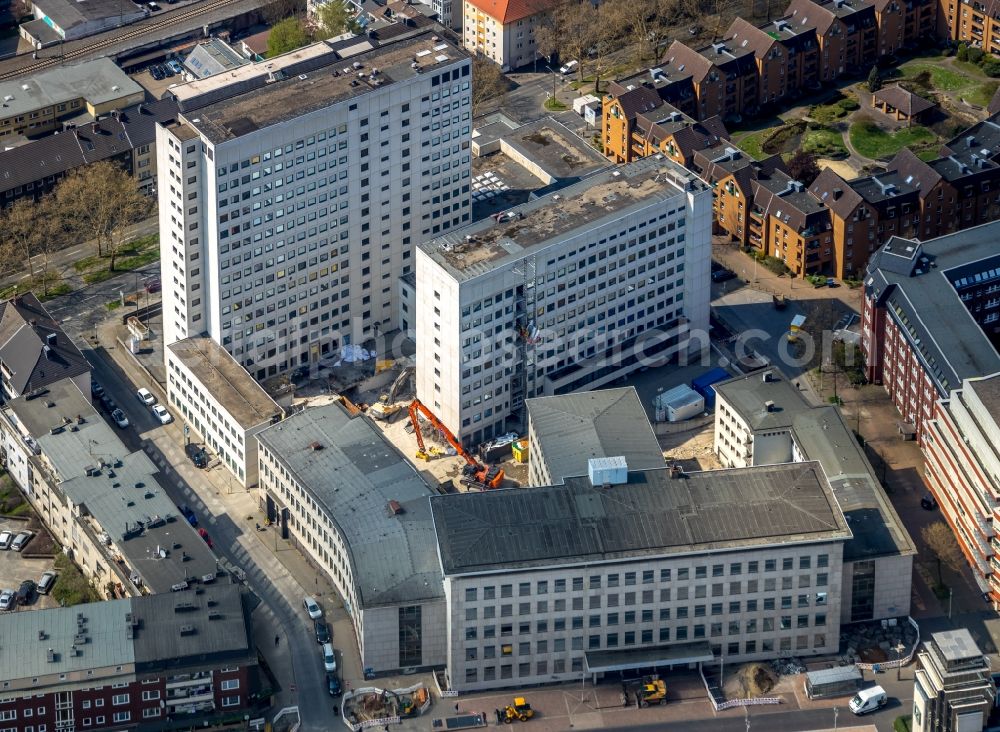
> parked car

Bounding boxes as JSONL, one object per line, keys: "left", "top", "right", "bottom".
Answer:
{"left": 327, "top": 673, "right": 342, "bottom": 697}
{"left": 178, "top": 504, "right": 198, "bottom": 527}
{"left": 198, "top": 528, "right": 213, "bottom": 548}
{"left": 185, "top": 443, "right": 208, "bottom": 468}
{"left": 161, "top": 63, "right": 175, "bottom": 77}
{"left": 314, "top": 620, "right": 331, "bottom": 644}
{"left": 17, "top": 580, "right": 36, "bottom": 605}
{"left": 11, "top": 531, "right": 33, "bottom": 552}
{"left": 167, "top": 60, "right": 183, "bottom": 75}
{"left": 711, "top": 268, "right": 736, "bottom": 282}
{"left": 559, "top": 60, "right": 578, "bottom": 74}
{"left": 849, "top": 686, "right": 887, "bottom": 715}
{"left": 37, "top": 571, "right": 57, "bottom": 595}
{"left": 137, "top": 387, "right": 156, "bottom": 405}
{"left": 921, "top": 493, "right": 938, "bottom": 510}
{"left": 304, "top": 596, "right": 323, "bottom": 620}
{"left": 143, "top": 277, "right": 161, "bottom": 293}
{"left": 152, "top": 404, "right": 173, "bottom": 424}
{"left": 150, "top": 65, "right": 164, "bottom": 80}
{"left": 322, "top": 643, "right": 337, "bottom": 673}
{"left": 111, "top": 408, "right": 129, "bottom": 428}
{"left": 0, "top": 589, "right": 15, "bottom": 611}
{"left": 148, "top": 2, "right": 161, "bottom": 11}
{"left": 99, "top": 393, "right": 116, "bottom": 413}
{"left": 0, "top": 530, "right": 13, "bottom": 550}
{"left": 91, "top": 382, "right": 104, "bottom": 398}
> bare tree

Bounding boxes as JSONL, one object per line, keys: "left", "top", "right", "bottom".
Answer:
{"left": 471, "top": 56, "right": 510, "bottom": 116}
{"left": 619, "top": 0, "right": 676, "bottom": 62}
{"left": 261, "top": 0, "right": 304, "bottom": 25}
{"left": 588, "top": 2, "right": 627, "bottom": 93}
{"left": 921, "top": 521, "right": 966, "bottom": 589}
{"left": 53, "top": 161, "right": 152, "bottom": 269}
{"left": 32, "top": 198, "right": 67, "bottom": 297}
{"left": 0, "top": 198, "right": 41, "bottom": 280}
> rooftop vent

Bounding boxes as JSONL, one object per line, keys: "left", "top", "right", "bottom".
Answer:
{"left": 764, "top": 400, "right": 775, "bottom": 412}
{"left": 669, "top": 464, "right": 684, "bottom": 479}
{"left": 46, "top": 332, "right": 56, "bottom": 345}
{"left": 387, "top": 499, "right": 403, "bottom": 515}
{"left": 174, "top": 601, "right": 198, "bottom": 613}
{"left": 179, "top": 625, "right": 196, "bottom": 636}
{"left": 208, "top": 611, "right": 223, "bottom": 620}
{"left": 762, "top": 370, "right": 774, "bottom": 382}
{"left": 171, "top": 583, "right": 191, "bottom": 594}
{"left": 47, "top": 649, "right": 57, "bottom": 663}
{"left": 38, "top": 630, "right": 46, "bottom": 641}
{"left": 309, "top": 441, "right": 323, "bottom": 451}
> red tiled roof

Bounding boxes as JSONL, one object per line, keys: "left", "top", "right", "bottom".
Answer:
{"left": 465, "top": 0, "right": 558, "bottom": 24}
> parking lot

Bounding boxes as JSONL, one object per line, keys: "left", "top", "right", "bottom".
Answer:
{"left": 0, "top": 518, "right": 58, "bottom": 612}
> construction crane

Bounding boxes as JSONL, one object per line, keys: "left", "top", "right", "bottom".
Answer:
{"left": 407, "top": 399, "right": 504, "bottom": 489}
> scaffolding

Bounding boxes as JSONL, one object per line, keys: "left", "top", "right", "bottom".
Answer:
{"left": 511, "top": 253, "right": 538, "bottom": 429}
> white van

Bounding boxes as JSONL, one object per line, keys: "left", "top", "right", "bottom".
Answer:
{"left": 559, "top": 60, "right": 578, "bottom": 75}
{"left": 849, "top": 685, "right": 887, "bottom": 715}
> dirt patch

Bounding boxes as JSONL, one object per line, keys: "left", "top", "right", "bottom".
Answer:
{"left": 659, "top": 422, "right": 721, "bottom": 472}
{"left": 523, "top": 132, "right": 551, "bottom": 146}
{"left": 723, "top": 663, "right": 779, "bottom": 699}
{"left": 817, "top": 158, "right": 861, "bottom": 180}
{"left": 858, "top": 647, "right": 889, "bottom": 663}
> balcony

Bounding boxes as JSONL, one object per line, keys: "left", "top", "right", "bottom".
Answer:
{"left": 166, "top": 672, "right": 213, "bottom": 690}
{"left": 167, "top": 687, "right": 214, "bottom": 705}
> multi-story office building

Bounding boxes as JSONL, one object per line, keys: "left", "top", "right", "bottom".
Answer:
{"left": 255, "top": 399, "right": 446, "bottom": 675}
{"left": 157, "top": 32, "right": 471, "bottom": 382}
{"left": 0, "top": 585, "right": 257, "bottom": 731}
{"left": 713, "top": 370, "right": 915, "bottom": 624}
{"left": 861, "top": 222, "right": 1000, "bottom": 441}
{"left": 913, "top": 629, "right": 995, "bottom": 732}
{"left": 0, "top": 57, "right": 144, "bottom": 142}
{"left": 414, "top": 157, "right": 712, "bottom": 445}
{"left": 432, "top": 460, "right": 851, "bottom": 692}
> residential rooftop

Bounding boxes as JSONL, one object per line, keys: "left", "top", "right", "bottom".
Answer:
{"left": 526, "top": 387, "right": 664, "bottom": 484}
{"left": 431, "top": 462, "right": 851, "bottom": 575}
{"left": 183, "top": 37, "right": 249, "bottom": 80}
{"left": 5, "top": 379, "right": 217, "bottom": 593}
{"left": 866, "top": 222, "right": 1000, "bottom": 394}
{"left": 184, "top": 32, "right": 467, "bottom": 144}
{"left": 167, "top": 337, "right": 282, "bottom": 429}
{"left": 713, "top": 370, "right": 915, "bottom": 562}
{"left": 0, "top": 585, "right": 251, "bottom": 692}
{"left": 420, "top": 156, "right": 706, "bottom": 281}
{"left": 0, "top": 292, "right": 89, "bottom": 395}
{"left": 256, "top": 401, "right": 443, "bottom": 608}
{"left": 0, "top": 57, "right": 143, "bottom": 119}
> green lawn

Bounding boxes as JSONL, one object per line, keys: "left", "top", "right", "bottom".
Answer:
{"left": 802, "top": 126, "right": 848, "bottom": 158}
{"left": 897, "top": 59, "right": 997, "bottom": 105}
{"left": 735, "top": 130, "right": 768, "bottom": 160}
{"left": 849, "top": 121, "right": 936, "bottom": 160}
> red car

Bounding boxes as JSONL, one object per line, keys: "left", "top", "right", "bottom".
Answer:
{"left": 198, "top": 528, "right": 213, "bottom": 548}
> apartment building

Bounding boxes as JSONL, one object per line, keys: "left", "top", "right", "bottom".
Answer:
{"left": 0, "top": 292, "right": 89, "bottom": 402}
{"left": 0, "top": 58, "right": 144, "bottom": 142}
{"left": 713, "top": 370, "right": 915, "bottom": 624}
{"left": 786, "top": 0, "right": 878, "bottom": 80}
{"left": 414, "top": 157, "right": 712, "bottom": 445}
{"left": 861, "top": 222, "right": 1000, "bottom": 442}
{"left": 432, "top": 461, "right": 850, "bottom": 692}
{"left": 166, "top": 337, "right": 282, "bottom": 487}
{"left": 0, "top": 98, "right": 176, "bottom": 207}
{"left": 461, "top": 0, "right": 557, "bottom": 70}
{"left": 255, "top": 400, "right": 446, "bottom": 674}
{"left": 693, "top": 146, "right": 787, "bottom": 249}
{"left": 663, "top": 41, "right": 760, "bottom": 123}
{"left": 923, "top": 373, "right": 1000, "bottom": 603}
{"left": 21, "top": 0, "right": 147, "bottom": 46}
{"left": 156, "top": 32, "right": 471, "bottom": 382}
{"left": 940, "top": 0, "right": 1000, "bottom": 53}
{"left": 726, "top": 17, "right": 821, "bottom": 107}
{"left": 0, "top": 585, "right": 257, "bottom": 731}
{"left": 0, "top": 377, "right": 218, "bottom": 597}
{"left": 752, "top": 171, "right": 837, "bottom": 275}
{"left": 524, "top": 387, "right": 664, "bottom": 487}
{"left": 913, "top": 629, "right": 995, "bottom": 732}
{"left": 628, "top": 106, "right": 730, "bottom": 169}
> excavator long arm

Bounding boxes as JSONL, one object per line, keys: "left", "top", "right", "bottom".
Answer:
{"left": 408, "top": 399, "right": 478, "bottom": 468}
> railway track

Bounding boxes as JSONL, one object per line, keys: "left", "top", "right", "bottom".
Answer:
{"left": 0, "top": 0, "right": 247, "bottom": 81}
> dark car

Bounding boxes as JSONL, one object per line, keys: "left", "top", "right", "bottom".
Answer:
{"left": 315, "top": 620, "right": 331, "bottom": 644}
{"left": 198, "top": 528, "right": 213, "bottom": 548}
{"left": 186, "top": 443, "right": 208, "bottom": 468}
{"left": 99, "top": 394, "right": 116, "bottom": 413}
{"left": 711, "top": 268, "right": 736, "bottom": 282}
{"left": 150, "top": 65, "right": 164, "bottom": 80}
{"left": 91, "top": 382, "right": 104, "bottom": 398}
{"left": 327, "top": 673, "right": 342, "bottom": 697}
{"left": 177, "top": 504, "right": 198, "bottom": 527}
{"left": 16, "top": 580, "right": 36, "bottom": 606}
{"left": 144, "top": 277, "right": 161, "bottom": 293}
{"left": 921, "top": 494, "right": 938, "bottom": 510}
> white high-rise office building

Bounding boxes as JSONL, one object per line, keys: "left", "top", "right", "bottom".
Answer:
{"left": 415, "top": 157, "right": 713, "bottom": 446}
{"left": 157, "top": 32, "right": 472, "bottom": 381}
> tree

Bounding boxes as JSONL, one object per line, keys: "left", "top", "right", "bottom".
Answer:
{"left": 314, "top": 0, "right": 360, "bottom": 39}
{"left": 618, "top": 0, "right": 678, "bottom": 62}
{"left": 261, "top": 0, "right": 302, "bottom": 25}
{"left": 53, "top": 161, "right": 151, "bottom": 271}
{"left": 921, "top": 521, "right": 965, "bottom": 589}
{"left": 866, "top": 65, "right": 882, "bottom": 93}
{"left": 267, "top": 17, "right": 310, "bottom": 58}
{"left": 471, "top": 56, "right": 510, "bottom": 116}
{"left": 786, "top": 150, "right": 821, "bottom": 186}
{"left": 956, "top": 42, "right": 969, "bottom": 62}
{"left": 0, "top": 198, "right": 42, "bottom": 280}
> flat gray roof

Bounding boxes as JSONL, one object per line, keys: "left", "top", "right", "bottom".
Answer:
{"left": 526, "top": 387, "right": 664, "bottom": 483}
{"left": 866, "top": 223, "right": 1000, "bottom": 394}
{"left": 257, "top": 401, "right": 443, "bottom": 608}
{"left": 168, "top": 337, "right": 282, "bottom": 429}
{"left": 0, "top": 585, "right": 251, "bottom": 690}
{"left": 35, "top": 0, "right": 144, "bottom": 27}
{"left": 494, "top": 116, "right": 608, "bottom": 180}
{"left": 420, "top": 156, "right": 706, "bottom": 283}
{"left": 0, "top": 57, "right": 143, "bottom": 118}
{"left": 713, "top": 370, "right": 915, "bottom": 562}
{"left": 188, "top": 32, "right": 467, "bottom": 144}
{"left": 932, "top": 628, "right": 981, "bottom": 663}
{"left": 431, "top": 462, "right": 850, "bottom": 575}
{"left": 7, "top": 378, "right": 217, "bottom": 592}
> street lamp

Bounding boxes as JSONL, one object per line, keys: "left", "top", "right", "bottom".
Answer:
{"left": 833, "top": 706, "right": 838, "bottom": 730}
{"left": 948, "top": 586, "right": 954, "bottom": 620}
{"left": 895, "top": 641, "right": 907, "bottom": 681}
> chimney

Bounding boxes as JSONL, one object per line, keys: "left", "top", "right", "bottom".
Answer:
{"left": 764, "top": 400, "right": 775, "bottom": 412}
{"left": 762, "top": 370, "right": 773, "bottom": 382}
{"left": 46, "top": 332, "right": 56, "bottom": 346}
{"left": 92, "top": 122, "right": 100, "bottom": 134}
{"left": 833, "top": 188, "right": 842, "bottom": 200}
{"left": 43, "top": 345, "right": 52, "bottom": 360}
{"left": 669, "top": 464, "right": 683, "bottom": 479}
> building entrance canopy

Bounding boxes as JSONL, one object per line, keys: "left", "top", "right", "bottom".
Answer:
{"left": 584, "top": 642, "right": 714, "bottom": 674}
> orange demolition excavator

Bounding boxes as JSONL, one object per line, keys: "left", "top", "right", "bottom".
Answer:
{"left": 408, "top": 399, "right": 504, "bottom": 489}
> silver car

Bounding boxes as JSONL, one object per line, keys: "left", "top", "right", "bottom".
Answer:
{"left": 0, "top": 589, "right": 15, "bottom": 611}
{"left": 0, "top": 530, "right": 13, "bottom": 550}
{"left": 11, "top": 531, "right": 33, "bottom": 552}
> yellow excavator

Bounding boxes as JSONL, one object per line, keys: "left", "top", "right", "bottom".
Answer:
{"left": 503, "top": 697, "right": 534, "bottom": 723}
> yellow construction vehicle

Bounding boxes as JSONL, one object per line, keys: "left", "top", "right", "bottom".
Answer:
{"left": 637, "top": 678, "right": 667, "bottom": 707}
{"left": 502, "top": 697, "right": 534, "bottom": 723}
